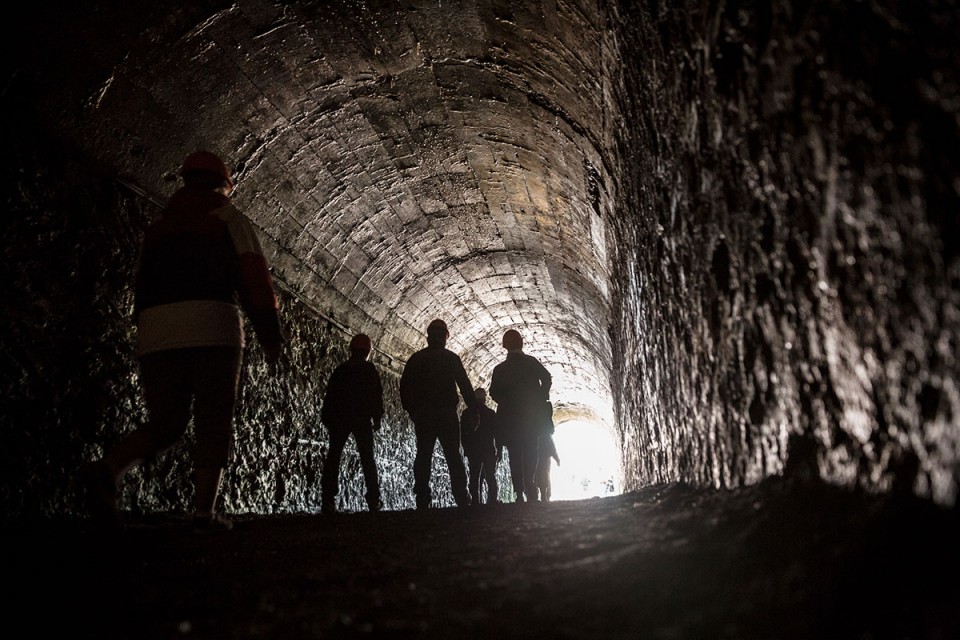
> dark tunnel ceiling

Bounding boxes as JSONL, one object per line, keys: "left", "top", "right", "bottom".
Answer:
{"left": 17, "top": 1, "right": 617, "bottom": 426}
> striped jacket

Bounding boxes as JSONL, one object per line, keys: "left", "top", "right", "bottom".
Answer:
{"left": 134, "top": 186, "right": 283, "bottom": 356}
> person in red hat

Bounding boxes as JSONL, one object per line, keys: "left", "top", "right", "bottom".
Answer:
{"left": 399, "top": 319, "right": 479, "bottom": 509}
{"left": 81, "top": 150, "right": 285, "bottom": 531}
{"left": 319, "top": 333, "right": 385, "bottom": 514}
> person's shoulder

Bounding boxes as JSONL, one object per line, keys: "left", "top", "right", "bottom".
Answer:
{"left": 524, "top": 352, "right": 548, "bottom": 367}
{"left": 403, "top": 348, "right": 427, "bottom": 367}
{"left": 211, "top": 202, "right": 244, "bottom": 222}
{"left": 324, "top": 363, "right": 346, "bottom": 388}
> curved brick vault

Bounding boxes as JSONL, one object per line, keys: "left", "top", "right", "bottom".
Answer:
{"left": 29, "top": 0, "right": 619, "bottom": 424}
{"left": 4, "top": 1, "right": 959, "bottom": 517}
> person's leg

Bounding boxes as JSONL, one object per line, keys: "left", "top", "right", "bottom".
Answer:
{"left": 536, "top": 455, "right": 552, "bottom": 501}
{"left": 520, "top": 428, "right": 541, "bottom": 502}
{"left": 102, "top": 350, "right": 193, "bottom": 480}
{"left": 438, "top": 415, "right": 471, "bottom": 506}
{"left": 85, "top": 350, "right": 193, "bottom": 524}
{"left": 506, "top": 444, "right": 524, "bottom": 502}
{"left": 194, "top": 467, "right": 224, "bottom": 517}
{"left": 413, "top": 422, "right": 436, "bottom": 509}
{"left": 466, "top": 455, "right": 482, "bottom": 504}
{"left": 321, "top": 426, "right": 351, "bottom": 512}
{"left": 482, "top": 452, "right": 499, "bottom": 504}
{"left": 190, "top": 347, "right": 242, "bottom": 521}
{"left": 353, "top": 425, "right": 382, "bottom": 511}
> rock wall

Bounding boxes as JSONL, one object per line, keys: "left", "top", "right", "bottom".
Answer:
{"left": 3, "top": 0, "right": 958, "bottom": 519}
{"left": 0, "top": 123, "right": 489, "bottom": 520}
{"left": 606, "top": 1, "right": 960, "bottom": 505}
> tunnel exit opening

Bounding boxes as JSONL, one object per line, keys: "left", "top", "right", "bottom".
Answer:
{"left": 549, "top": 419, "right": 621, "bottom": 501}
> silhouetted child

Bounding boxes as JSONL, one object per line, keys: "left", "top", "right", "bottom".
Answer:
{"left": 460, "top": 388, "right": 502, "bottom": 505}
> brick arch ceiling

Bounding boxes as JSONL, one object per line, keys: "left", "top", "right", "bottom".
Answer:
{"left": 20, "top": 1, "right": 616, "bottom": 427}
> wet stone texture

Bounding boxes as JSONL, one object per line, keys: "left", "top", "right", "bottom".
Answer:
{"left": 8, "top": 479, "right": 960, "bottom": 639}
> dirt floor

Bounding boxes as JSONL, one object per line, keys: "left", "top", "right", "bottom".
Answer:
{"left": 8, "top": 478, "right": 959, "bottom": 640}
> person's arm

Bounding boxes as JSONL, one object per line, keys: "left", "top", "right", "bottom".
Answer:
{"left": 399, "top": 358, "right": 416, "bottom": 416}
{"left": 225, "top": 206, "right": 284, "bottom": 363}
{"left": 370, "top": 364, "right": 385, "bottom": 430}
{"left": 488, "top": 366, "right": 503, "bottom": 405}
{"left": 537, "top": 359, "right": 552, "bottom": 400}
{"left": 453, "top": 354, "right": 479, "bottom": 410}
{"left": 321, "top": 366, "right": 343, "bottom": 426}
{"left": 460, "top": 407, "right": 478, "bottom": 434}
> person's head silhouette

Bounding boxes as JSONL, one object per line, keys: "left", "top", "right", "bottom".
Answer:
{"left": 427, "top": 319, "right": 448, "bottom": 347}
{"left": 502, "top": 329, "right": 523, "bottom": 352}
{"left": 180, "top": 150, "right": 234, "bottom": 195}
{"left": 349, "top": 333, "right": 372, "bottom": 360}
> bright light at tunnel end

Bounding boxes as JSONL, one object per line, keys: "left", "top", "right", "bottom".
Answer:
{"left": 549, "top": 419, "right": 621, "bottom": 501}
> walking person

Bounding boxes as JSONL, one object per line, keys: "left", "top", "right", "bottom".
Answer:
{"left": 459, "top": 388, "right": 502, "bottom": 506}
{"left": 489, "top": 329, "right": 552, "bottom": 503}
{"left": 320, "top": 333, "right": 385, "bottom": 514}
{"left": 399, "top": 319, "right": 479, "bottom": 509}
{"left": 81, "top": 150, "right": 284, "bottom": 531}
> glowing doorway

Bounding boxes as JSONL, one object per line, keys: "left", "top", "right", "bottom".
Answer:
{"left": 548, "top": 419, "right": 621, "bottom": 501}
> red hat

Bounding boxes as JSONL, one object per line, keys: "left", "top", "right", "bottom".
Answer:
{"left": 180, "top": 151, "right": 234, "bottom": 186}
{"left": 349, "top": 333, "right": 372, "bottom": 353}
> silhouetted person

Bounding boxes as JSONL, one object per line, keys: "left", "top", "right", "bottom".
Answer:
{"left": 400, "top": 319, "right": 478, "bottom": 509}
{"left": 81, "top": 150, "right": 284, "bottom": 531}
{"left": 320, "top": 333, "right": 384, "bottom": 514}
{"left": 460, "top": 388, "right": 502, "bottom": 506}
{"left": 489, "top": 329, "right": 552, "bottom": 503}
{"left": 535, "top": 431, "right": 560, "bottom": 502}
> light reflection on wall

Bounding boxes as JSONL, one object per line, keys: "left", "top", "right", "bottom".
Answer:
{"left": 548, "top": 419, "right": 621, "bottom": 501}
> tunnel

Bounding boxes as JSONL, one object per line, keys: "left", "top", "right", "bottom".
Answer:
{"left": 3, "top": 1, "right": 960, "bottom": 637}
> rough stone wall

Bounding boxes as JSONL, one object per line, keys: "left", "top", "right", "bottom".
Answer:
{"left": 0, "top": 123, "right": 479, "bottom": 520}
{"left": 5, "top": 0, "right": 958, "bottom": 519}
{"left": 607, "top": 1, "right": 960, "bottom": 505}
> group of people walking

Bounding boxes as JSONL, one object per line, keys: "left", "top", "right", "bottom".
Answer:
{"left": 81, "top": 150, "right": 557, "bottom": 531}
{"left": 321, "top": 318, "right": 559, "bottom": 513}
